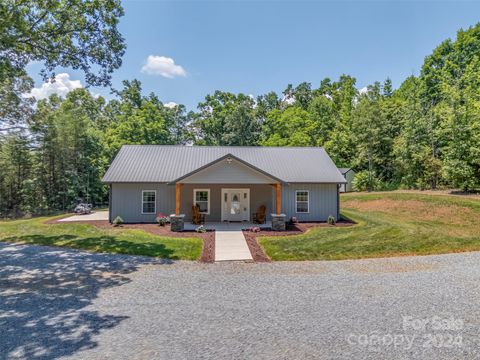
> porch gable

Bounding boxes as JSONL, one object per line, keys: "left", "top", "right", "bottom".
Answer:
{"left": 175, "top": 155, "right": 280, "bottom": 184}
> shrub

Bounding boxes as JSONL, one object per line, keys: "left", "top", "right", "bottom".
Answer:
{"left": 327, "top": 215, "right": 336, "bottom": 225}
{"left": 352, "top": 170, "right": 382, "bottom": 192}
{"left": 195, "top": 225, "right": 206, "bottom": 233}
{"left": 112, "top": 216, "right": 123, "bottom": 227}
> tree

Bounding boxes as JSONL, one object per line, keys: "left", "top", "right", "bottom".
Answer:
{"left": 323, "top": 75, "right": 357, "bottom": 165}
{"left": 31, "top": 89, "right": 107, "bottom": 210}
{"left": 0, "top": 75, "right": 34, "bottom": 131}
{"left": 104, "top": 80, "right": 172, "bottom": 157}
{"left": 0, "top": 0, "right": 126, "bottom": 130}
{"left": 194, "top": 91, "right": 260, "bottom": 145}
{"left": 0, "top": 0, "right": 125, "bottom": 87}
{"left": 0, "top": 132, "right": 33, "bottom": 217}
{"left": 308, "top": 94, "right": 335, "bottom": 147}
{"left": 261, "top": 107, "right": 315, "bottom": 146}
{"left": 351, "top": 84, "right": 383, "bottom": 190}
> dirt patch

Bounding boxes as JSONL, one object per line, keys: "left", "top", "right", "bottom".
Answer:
{"left": 343, "top": 199, "right": 474, "bottom": 225}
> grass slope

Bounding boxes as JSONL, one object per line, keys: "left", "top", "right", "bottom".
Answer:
{"left": 260, "top": 192, "right": 480, "bottom": 261}
{"left": 0, "top": 216, "right": 202, "bottom": 260}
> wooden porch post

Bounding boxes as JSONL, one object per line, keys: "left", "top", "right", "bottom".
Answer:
{"left": 175, "top": 183, "right": 182, "bottom": 214}
{"left": 275, "top": 183, "right": 282, "bottom": 214}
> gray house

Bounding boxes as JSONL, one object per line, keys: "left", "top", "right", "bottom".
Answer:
{"left": 338, "top": 167, "right": 355, "bottom": 192}
{"left": 102, "top": 145, "right": 346, "bottom": 227}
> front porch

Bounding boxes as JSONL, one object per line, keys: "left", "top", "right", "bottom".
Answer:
{"left": 184, "top": 221, "right": 272, "bottom": 231}
{"left": 168, "top": 154, "right": 286, "bottom": 232}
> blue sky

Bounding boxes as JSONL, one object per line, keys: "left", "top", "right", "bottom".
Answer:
{"left": 27, "top": 1, "right": 480, "bottom": 109}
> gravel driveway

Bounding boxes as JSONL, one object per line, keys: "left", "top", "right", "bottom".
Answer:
{"left": 1, "top": 243, "right": 480, "bottom": 360}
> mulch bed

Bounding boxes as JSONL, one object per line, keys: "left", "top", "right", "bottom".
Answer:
{"left": 46, "top": 218, "right": 354, "bottom": 263}
{"left": 242, "top": 220, "right": 355, "bottom": 262}
{"left": 45, "top": 218, "right": 216, "bottom": 263}
{"left": 243, "top": 232, "right": 271, "bottom": 262}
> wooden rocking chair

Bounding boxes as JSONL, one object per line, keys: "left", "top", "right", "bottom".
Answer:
{"left": 252, "top": 205, "right": 266, "bottom": 224}
{"left": 192, "top": 204, "right": 205, "bottom": 225}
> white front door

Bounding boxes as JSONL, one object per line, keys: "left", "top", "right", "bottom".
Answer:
{"left": 222, "top": 189, "right": 250, "bottom": 222}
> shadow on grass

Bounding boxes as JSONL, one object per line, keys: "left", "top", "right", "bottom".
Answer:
{"left": 339, "top": 212, "right": 358, "bottom": 224}
{"left": 0, "top": 241, "right": 171, "bottom": 359}
{"left": 2, "top": 233, "right": 179, "bottom": 259}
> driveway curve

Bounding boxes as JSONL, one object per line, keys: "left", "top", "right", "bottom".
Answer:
{"left": 1, "top": 243, "right": 479, "bottom": 359}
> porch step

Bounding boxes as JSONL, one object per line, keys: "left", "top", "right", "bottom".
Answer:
{"left": 215, "top": 231, "right": 253, "bottom": 262}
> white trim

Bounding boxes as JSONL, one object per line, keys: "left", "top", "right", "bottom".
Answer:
{"left": 221, "top": 188, "right": 250, "bottom": 222}
{"left": 295, "top": 190, "right": 309, "bottom": 213}
{"left": 141, "top": 190, "right": 156, "bottom": 214}
{"left": 193, "top": 188, "right": 210, "bottom": 215}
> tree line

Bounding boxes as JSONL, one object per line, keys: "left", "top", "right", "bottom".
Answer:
{"left": 1, "top": 1, "right": 479, "bottom": 217}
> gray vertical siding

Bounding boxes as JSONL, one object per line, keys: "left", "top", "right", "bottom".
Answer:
{"left": 111, "top": 182, "right": 339, "bottom": 223}
{"left": 280, "top": 183, "right": 339, "bottom": 221}
{"left": 340, "top": 171, "right": 355, "bottom": 192}
{"left": 111, "top": 183, "right": 175, "bottom": 223}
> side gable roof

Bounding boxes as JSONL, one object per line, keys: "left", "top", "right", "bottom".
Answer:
{"left": 102, "top": 145, "right": 347, "bottom": 183}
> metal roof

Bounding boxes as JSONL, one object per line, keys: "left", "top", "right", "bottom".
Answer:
{"left": 338, "top": 167, "right": 354, "bottom": 174}
{"left": 102, "top": 145, "right": 347, "bottom": 183}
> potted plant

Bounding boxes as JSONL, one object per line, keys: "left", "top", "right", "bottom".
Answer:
{"left": 248, "top": 226, "right": 261, "bottom": 233}
{"left": 156, "top": 213, "right": 170, "bottom": 227}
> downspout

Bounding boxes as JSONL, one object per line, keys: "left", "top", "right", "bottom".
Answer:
{"left": 337, "top": 184, "right": 340, "bottom": 220}
{"left": 109, "top": 184, "right": 112, "bottom": 223}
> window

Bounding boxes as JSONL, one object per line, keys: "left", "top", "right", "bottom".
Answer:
{"left": 142, "top": 190, "right": 156, "bottom": 214}
{"left": 194, "top": 189, "right": 210, "bottom": 214}
{"left": 296, "top": 190, "right": 309, "bottom": 213}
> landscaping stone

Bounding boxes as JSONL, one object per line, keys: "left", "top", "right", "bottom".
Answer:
{"left": 170, "top": 214, "right": 185, "bottom": 232}
{"left": 271, "top": 213, "right": 286, "bottom": 231}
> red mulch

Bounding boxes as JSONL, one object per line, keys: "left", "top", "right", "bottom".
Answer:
{"left": 45, "top": 218, "right": 216, "bottom": 263}
{"left": 243, "top": 232, "right": 271, "bottom": 262}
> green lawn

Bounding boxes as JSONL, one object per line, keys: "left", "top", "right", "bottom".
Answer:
{"left": 260, "top": 192, "right": 480, "bottom": 261}
{"left": 0, "top": 215, "right": 202, "bottom": 260}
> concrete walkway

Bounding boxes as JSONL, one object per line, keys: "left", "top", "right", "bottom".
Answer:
{"left": 215, "top": 231, "right": 253, "bottom": 261}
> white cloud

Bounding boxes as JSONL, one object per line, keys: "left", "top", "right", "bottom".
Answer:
{"left": 164, "top": 101, "right": 178, "bottom": 108}
{"left": 26, "top": 73, "right": 83, "bottom": 100}
{"left": 141, "top": 55, "right": 187, "bottom": 78}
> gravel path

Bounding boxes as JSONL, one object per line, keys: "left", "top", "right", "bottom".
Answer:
{"left": 1, "top": 243, "right": 480, "bottom": 359}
